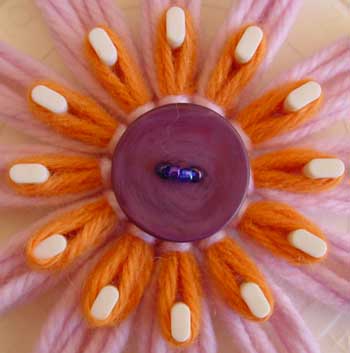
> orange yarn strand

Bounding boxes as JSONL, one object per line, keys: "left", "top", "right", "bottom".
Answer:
{"left": 85, "top": 26, "right": 152, "bottom": 114}
{"left": 204, "top": 236, "right": 273, "bottom": 321}
{"left": 155, "top": 8, "right": 198, "bottom": 97}
{"left": 8, "top": 154, "right": 103, "bottom": 197}
{"left": 157, "top": 250, "right": 201, "bottom": 347}
{"left": 236, "top": 79, "right": 323, "bottom": 145}
{"left": 82, "top": 233, "right": 154, "bottom": 327}
{"left": 205, "top": 25, "right": 266, "bottom": 111}
{"left": 28, "top": 80, "right": 118, "bottom": 148}
{"left": 26, "top": 197, "right": 117, "bottom": 270}
{"left": 252, "top": 148, "right": 344, "bottom": 193}
{"left": 238, "top": 201, "right": 327, "bottom": 264}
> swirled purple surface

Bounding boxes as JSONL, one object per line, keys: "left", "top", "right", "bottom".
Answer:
{"left": 112, "top": 103, "right": 249, "bottom": 242}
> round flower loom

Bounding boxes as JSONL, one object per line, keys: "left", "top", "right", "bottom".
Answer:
{"left": 1, "top": 0, "right": 350, "bottom": 352}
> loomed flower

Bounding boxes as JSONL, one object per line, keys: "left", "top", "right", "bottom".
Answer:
{"left": 0, "top": 1, "right": 350, "bottom": 353}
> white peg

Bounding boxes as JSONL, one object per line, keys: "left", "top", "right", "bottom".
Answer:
{"left": 303, "top": 158, "right": 345, "bottom": 179}
{"left": 31, "top": 85, "right": 68, "bottom": 114}
{"left": 9, "top": 163, "right": 50, "bottom": 184}
{"left": 166, "top": 7, "right": 186, "bottom": 49}
{"left": 171, "top": 302, "right": 191, "bottom": 342}
{"left": 33, "top": 234, "right": 67, "bottom": 260}
{"left": 240, "top": 282, "right": 271, "bottom": 319}
{"left": 90, "top": 285, "right": 120, "bottom": 321}
{"left": 88, "top": 27, "right": 118, "bottom": 66}
{"left": 284, "top": 81, "right": 322, "bottom": 112}
{"left": 234, "top": 26, "right": 264, "bottom": 64}
{"left": 288, "top": 229, "right": 327, "bottom": 258}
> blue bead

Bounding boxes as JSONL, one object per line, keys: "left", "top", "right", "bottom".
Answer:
{"left": 156, "top": 163, "right": 171, "bottom": 179}
{"left": 191, "top": 168, "right": 202, "bottom": 182}
{"left": 168, "top": 166, "right": 181, "bottom": 179}
{"left": 179, "top": 168, "right": 193, "bottom": 182}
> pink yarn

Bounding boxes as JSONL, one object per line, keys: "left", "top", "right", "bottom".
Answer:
{"left": 35, "top": 0, "right": 141, "bottom": 119}
{"left": 0, "top": 144, "right": 105, "bottom": 208}
{"left": 255, "top": 180, "right": 350, "bottom": 215}
{"left": 215, "top": 279, "right": 320, "bottom": 353}
{"left": 136, "top": 277, "right": 169, "bottom": 353}
{"left": 197, "top": 0, "right": 302, "bottom": 108}
{"left": 269, "top": 281, "right": 321, "bottom": 353}
{"left": 247, "top": 238, "right": 350, "bottom": 309}
{"left": 257, "top": 39, "right": 350, "bottom": 148}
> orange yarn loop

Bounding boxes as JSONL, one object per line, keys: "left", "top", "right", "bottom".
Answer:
{"left": 7, "top": 154, "right": 103, "bottom": 197}
{"left": 157, "top": 250, "right": 201, "bottom": 347}
{"left": 85, "top": 25, "right": 152, "bottom": 114}
{"left": 155, "top": 8, "right": 198, "bottom": 97}
{"left": 205, "top": 25, "right": 266, "bottom": 111}
{"left": 252, "top": 148, "right": 344, "bottom": 193}
{"left": 83, "top": 233, "right": 154, "bottom": 327}
{"left": 204, "top": 236, "right": 273, "bottom": 321}
{"left": 26, "top": 197, "right": 117, "bottom": 270}
{"left": 236, "top": 79, "right": 323, "bottom": 145}
{"left": 238, "top": 201, "right": 327, "bottom": 264}
{"left": 28, "top": 80, "right": 118, "bottom": 148}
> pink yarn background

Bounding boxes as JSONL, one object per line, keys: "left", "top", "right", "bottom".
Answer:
{"left": 0, "top": 1, "right": 350, "bottom": 353}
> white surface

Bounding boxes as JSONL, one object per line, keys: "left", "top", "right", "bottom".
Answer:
{"left": 9, "top": 163, "right": 50, "bottom": 184}
{"left": 303, "top": 158, "right": 345, "bottom": 179}
{"left": 288, "top": 229, "right": 328, "bottom": 258}
{"left": 90, "top": 285, "right": 120, "bottom": 321}
{"left": 166, "top": 6, "right": 186, "bottom": 49}
{"left": 240, "top": 282, "right": 271, "bottom": 319}
{"left": 284, "top": 81, "right": 322, "bottom": 112}
{"left": 33, "top": 234, "right": 67, "bottom": 260}
{"left": 171, "top": 302, "right": 192, "bottom": 342}
{"left": 0, "top": 1, "right": 349, "bottom": 353}
{"left": 31, "top": 85, "right": 68, "bottom": 114}
{"left": 234, "top": 25, "right": 264, "bottom": 64}
{"left": 88, "top": 27, "right": 118, "bottom": 66}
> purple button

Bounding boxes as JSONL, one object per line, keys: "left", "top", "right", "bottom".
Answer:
{"left": 112, "top": 103, "right": 250, "bottom": 242}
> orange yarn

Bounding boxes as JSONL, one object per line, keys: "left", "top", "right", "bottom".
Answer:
{"left": 205, "top": 25, "right": 266, "bottom": 111}
{"left": 236, "top": 79, "right": 323, "bottom": 145}
{"left": 155, "top": 8, "right": 197, "bottom": 97}
{"left": 28, "top": 80, "right": 118, "bottom": 148}
{"left": 85, "top": 26, "right": 152, "bottom": 114}
{"left": 26, "top": 197, "right": 117, "bottom": 270}
{"left": 7, "top": 154, "right": 102, "bottom": 197}
{"left": 204, "top": 236, "right": 273, "bottom": 321}
{"left": 252, "top": 148, "right": 344, "bottom": 193}
{"left": 238, "top": 201, "right": 327, "bottom": 264}
{"left": 157, "top": 250, "right": 201, "bottom": 347}
{"left": 82, "top": 233, "right": 154, "bottom": 327}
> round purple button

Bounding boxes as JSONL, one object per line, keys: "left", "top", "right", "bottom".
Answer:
{"left": 112, "top": 103, "right": 250, "bottom": 242}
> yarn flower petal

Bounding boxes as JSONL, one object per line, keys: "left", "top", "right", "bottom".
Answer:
{"left": 252, "top": 148, "right": 344, "bottom": 193}
{"left": 35, "top": 0, "right": 150, "bottom": 118}
{"left": 34, "top": 246, "right": 135, "bottom": 353}
{"left": 0, "top": 197, "right": 116, "bottom": 313}
{"left": 0, "top": 43, "right": 104, "bottom": 153}
{"left": 237, "top": 201, "right": 328, "bottom": 265}
{"left": 25, "top": 195, "right": 118, "bottom": 271}
{"left": 197, "top": 0, "right": 302, "bottom": 112}
{"left": 142, "top": 0, "right": 200, "bottom": 101}
{"left": 234, "top": 39, "right": 350, "bottom": 148}
{"left": 255, "top": 138, "right": 350, "bottom": 214}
